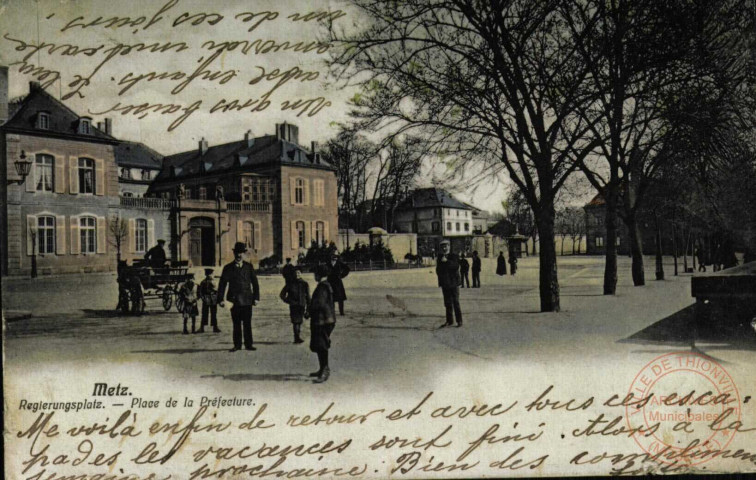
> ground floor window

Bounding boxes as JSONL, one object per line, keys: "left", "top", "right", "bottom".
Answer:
{"left": 135, "top": 219, "right": 148, "bottom": 253}
{"left": 38, "top": 216, "right": 55, "bottom": 254}
{"left": 596, "top": 236, "right": 604, "bottom": 247}
{"left": 80, "top": 216, "right": 97, "bottom": 254}
{"left": 296, "top": 221, "right": 306, "bottom": 248}
{"left": 315, "top": 221, "right": 325, "bottom": 245}
{"left": 243, "top": 222, "right": 256, "bottom": 250}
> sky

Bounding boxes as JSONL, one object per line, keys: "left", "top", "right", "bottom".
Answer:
{"left": 0, "top": 0, "right": 583, "bottom": 215}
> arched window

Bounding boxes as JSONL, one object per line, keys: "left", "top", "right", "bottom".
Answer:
{"left": 38, "top": 216, "right": 56, "bottom": 254}
{"left": 35, "top": 154, "right": 54, "bottom": 192}
{"left": 135, "top": 219, "right": 148, "bottom": 253}
{"left": 78, "top": 158, "right": 95, "bottom": 194}
{"left": 296, "top": 221, "right": 306, "bottom": 248}
{"left": 295, "top": 178, "right": 304, "bottom": 204}
{"left": 80, "top": 216, "right": 97, "bottom": 254}
{"left": 315, "top": 221, "right": 325, "bottom": 245}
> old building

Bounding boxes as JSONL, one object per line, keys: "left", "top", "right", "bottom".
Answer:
{"left": 394, "top": 188, "right": 476, "bottom": 254}
{"left": 115, "top": 140, "right": 163, "bottom": 198}
{"left": 148, "top": 122, "right": 338, "bottom": 267}
{"left": 1, "top": 81, "right": 119, "bottom": 275}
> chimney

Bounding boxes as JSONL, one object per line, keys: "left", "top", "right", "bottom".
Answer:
{"left": 311, "top": 141, "right": 319, "bottom": 154}
{"left": 97, "top": 121, "right": 104, "bottom": 131}
{"left": 199, "top": 137, "right": 208, "bottom": 155}
{"left": 0, "top": 66, "right": 8, "bottom": 124}
{"left": 245, "top": 129, "right": 254, "bottom": 148}
{"left": 275, "top": 122, "right": 299, "bottom": 144}
{"left": 29, "top": 81, "right": 41, "bottom": 91}
{"left": 104, "top": 117, "right": 113, "bottom": 136}
{"left": 275, "top": 122, "right": 283, "bottom": 140}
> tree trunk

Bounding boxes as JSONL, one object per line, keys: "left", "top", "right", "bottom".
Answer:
{"left": 560, "top": 236, "right": 565, "bottom": 256}
{"left": 672, "top": 223, "right": 679, "bottom": 276}
{"left": 655, "top": 216, "right": 664, "bottom": 280}
{"left": 603, "top": 186, "right": 619, "bottom": 295}
{"left": 536, "top": 212, "right": 560, "bottom": 312}
{"left": 624, "top": 213, "right": 645, "bottom": 286}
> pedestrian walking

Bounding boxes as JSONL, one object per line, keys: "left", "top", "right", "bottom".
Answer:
{"left": 280, "top": 269, "right": 310, "bottom": 344}
{"left": 309, "top": 264, "right": 337, "bottom": 383}
{"left": 217, "top": 242, "right": 260, "bottom": 352}
{"left": 198, "top": 268, "right": 220, "bottom": 333}
{"left": 459, "top": 252, "right": 470, "bottom": 288}
{"left": 509, "top": 250, "right": 518, "bottom": 275}
{"left": 327, "top": 254, "right": 350, "bottom": 315}
{"left": 179, "top": 274, "right": 199, "bottom": 334}
{"left": 496, "top": 251, "right": 507, "bottom": 276}
{"left": 281, "top": 257, "right": 296, "bottom": 286}
{"left": 437, "top": 240, "right": 463, "bottom": 328}
{"left": 471, "top": 250, "right": 482, "bottom": 288}
{"left": 696, "top": 247, "right": 707, "bottom": 272}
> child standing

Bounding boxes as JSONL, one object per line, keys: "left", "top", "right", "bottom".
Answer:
{"left": 279, "top": 269, "right": 310, "bottom": 344}
{"left": 197, "top": 268, "right": 220, "bottom": 333}
{"left": 179, "top": 274, "right": 199, "bottom": 334}
{"left": 308, "top": 265, "right": 336, "bottom": 383}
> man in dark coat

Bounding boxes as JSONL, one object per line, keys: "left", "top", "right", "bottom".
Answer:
{"left": 459, "top": 252, "right": 470, "bottom": 288}
{"left": 217, "top": 242, "right": 260, "bottom": 351}
{"left": 144, "top": 239, "right": 167, "bottom": 270}
{"left": 308, "top": 264, "right": 337, "bottom": 383}
{"left": 496, "top": 251, "right": 507, "bottom": 276}
{"left": 281, "top": 257, "right": 296, "bottom": 286}
{"left": 198, "top": 268, "right": 220, "bottom": 333}
{"left": 327, "top": 254, "right": 350, "bottom": 315}
{"left": 509, "top": 249, "right": 518, "bottom": 275}
{"left": 280, "top": 269, "right": 310, "bottom": 344}
{"left": 437, "top": 240, "right": 463, "bottom": 327}
{"left": 471, "top": 250, "right": 482, "bottom": 288}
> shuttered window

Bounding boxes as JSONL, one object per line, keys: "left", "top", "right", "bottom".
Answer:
{"left": 35, "top": 155, "right": 54, "bottom": 192}
{"left": 80, "top": 216, "right": 97, "bottom": 254}
{"left": 38, "top": 216, "right": 56, "bottom": 254}
{"left": 135, "top": 219, "right": 148, "bottom": 253}
{"left": 78, "top": 158, "right": 95, "bottom": 194}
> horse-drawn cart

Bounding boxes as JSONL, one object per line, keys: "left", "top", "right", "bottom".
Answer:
{"left": 117, "top": 261, "right": 191, "bottom": 314}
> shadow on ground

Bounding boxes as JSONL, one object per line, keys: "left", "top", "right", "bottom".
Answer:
{"left": 132, "top": 348, "right": 231, "bottom": 354}
{"left": 620, "top": 304, "right": 756, "bottom": 352}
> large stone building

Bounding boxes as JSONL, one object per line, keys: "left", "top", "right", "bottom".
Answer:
{"left": 1, "top": 78, "right": 337, "bottom": 276}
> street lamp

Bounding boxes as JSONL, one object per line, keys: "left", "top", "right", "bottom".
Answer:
{"left": 8, "top": 150, "right": 33, "bottom": 185}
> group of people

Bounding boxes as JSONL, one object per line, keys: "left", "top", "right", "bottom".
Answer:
{"left": 435, "top": 241, "right": 518, "bottom": 328}
{"left": 174, "top": 242, "right": 350, "bottom": 384}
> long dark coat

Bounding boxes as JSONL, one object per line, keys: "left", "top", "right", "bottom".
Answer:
{"left": 327, "top": 260, "right": 350, "bottom": 302}
{"left": 217, "top": 261, "right": 260, "bottom": 306}
{"left": 436, "top": 253, "right": 460, "bottom": 288}
{"left": 309, "top": 281, "right": 336, "bottom": 352}
{"left": 496, "top": 254, "right": 507, "bottom": 275}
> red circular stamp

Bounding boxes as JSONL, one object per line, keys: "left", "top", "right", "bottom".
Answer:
{"left": 625, "top": 351, "right": 741, "bottom": 466}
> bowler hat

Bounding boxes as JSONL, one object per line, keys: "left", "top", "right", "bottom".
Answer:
{"left": 232, "top": 242, "right": 247, "bottom": 254}
{"left": 204, "top": 268, "right": 214, "bottom": 275}
{"left": 157, "top": 239, "right": 166, "bottom": 244}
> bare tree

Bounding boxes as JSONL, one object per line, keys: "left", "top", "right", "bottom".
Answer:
{"left": 371, "top": 137, "right": 425, "bottom": 231}
{"left": 109, "top": 215, "right": 128, "bottom": 265}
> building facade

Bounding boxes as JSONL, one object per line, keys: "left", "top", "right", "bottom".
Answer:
{"left": 2, "top": 80, "right": 337, "bottom": 276}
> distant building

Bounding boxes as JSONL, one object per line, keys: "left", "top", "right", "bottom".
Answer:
{"left": 583, "top": 193, "right": 666, "bottom": 256}
{"left": 394, "top": 187, "right": 476, "bottom": 254}
{"left": 115, "top": 140, "right": 163, "bottom": 198}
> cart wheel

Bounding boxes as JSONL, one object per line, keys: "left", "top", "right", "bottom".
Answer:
{"left": 162, "top": 288, "right": 173, "bottom": 311}
{"left": 175, "top": 294, "right": 184, "bottom": 313}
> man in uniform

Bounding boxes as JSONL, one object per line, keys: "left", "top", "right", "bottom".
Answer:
{"left": 436, "top": 240, "right": 463, "bottom": 328}
{"left": 217, "top": 242, "right": 260, "bottom": 351}
{"left": 144, "top": 239, "right": 167, "bottom": 271}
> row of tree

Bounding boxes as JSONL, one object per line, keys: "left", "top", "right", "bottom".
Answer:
{"left": 326, "top": 0, "right": 755, "bottom": 312}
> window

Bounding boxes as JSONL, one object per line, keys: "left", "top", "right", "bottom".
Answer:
{"left": 296, "top": 221, "right": 306, "bottom": 248}
{"left": 242, "top": 178, "right": 251, "bottom": 201}
{"left": 596, "top": 236, "right": 604, "bottom": 247}
{"left": 456, "top": 222, "right": 461, "bottom": 232}
{"left": 135, "top": 219, "right": 148, "bottom": 253}
{"left": 35, "top": 154, "right": 54, "bottom": 192}
{"left": 37, "top": 112, "right": 50, "bottom": 130}
{"left": 315, "top": 221, "right": 325, "bottom": 245}
{"left": 198, "top": 187, "right": 207, "bottom": 200}
{"left": 80, "top": 216, "right": 97, "bottom": 254}
{"left": 38, "top": 216, "right": 55, "bottom": 254}
{"left": 79, "top": 119, "right": 91, "bottom": 134}
{"left": 446, "top": 222, "right": 452, "bottom": 231}
{"left": 243, "top": 222, "right": 255, "bottom": 250}
{"left": 295, "top": 178, "right": 304, "bottom": 204}
{"left": 432, "top": 222, "right": 440, "bottom": 233}
{"left": 616, "top": 237, "right": 621, "bottom": 246}
{"left": 122, "top": 192, "right": 134, "bottom": 197}
{"left": 456, "top": 210, "right": 460, "bottom": 217}
{"left": 464, "top": 223, "right": 470, "bottom": 232}
{"left": 313, "top": 180, "right": 325, "bottom": 206}
{"left": 433, "top": 208, "right": 440, "bottom": 218}
{"left": 120, "top": 167, "right": 131, "bottom": 179}
{"left": 141, "top": 170, "right": 151, "bottom": 181}
{"left": 78, "top": 158, "right": 95, "bottom": 194}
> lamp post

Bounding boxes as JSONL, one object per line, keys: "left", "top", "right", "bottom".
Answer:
{"left": 7, "top": 150, "right": 33, "bottom": 185}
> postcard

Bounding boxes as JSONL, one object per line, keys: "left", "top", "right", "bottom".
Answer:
{"left": 3, "top": 0, "right": 755, "bottom": 478}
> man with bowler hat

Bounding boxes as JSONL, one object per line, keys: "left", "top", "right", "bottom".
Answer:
{"left": 217, "top": 242, "right": 260, "bottom": 351}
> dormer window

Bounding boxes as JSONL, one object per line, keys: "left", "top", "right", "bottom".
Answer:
{"left": 37, "top": 112, "right": 50, "bottom": 130}
{"left": 78, "top": 118, "right": 92, "bottom": 135}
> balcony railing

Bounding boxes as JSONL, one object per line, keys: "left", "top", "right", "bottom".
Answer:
{"left": 226, "top": 201, "right": 271, "bottom": 213}
{"left": 120, "top": 196, "right": 175, "bottom": 210}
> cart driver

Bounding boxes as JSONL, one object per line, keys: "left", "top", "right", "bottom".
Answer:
{"left": 145, "top": 239, "right": 167, "bottom": 271}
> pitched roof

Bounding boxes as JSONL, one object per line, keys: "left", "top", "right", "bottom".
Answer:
{"left": 396, "top": 188, "right": 472, "bottom": 210}
{"left": 2, "top": 84, "right": 116, "bottom": 143}
{"left": 153, "top": 135, "right": 333, "bottom": 182}
{"left": 585, "top": 193, "right": 605, "bottom": 207}
{"left": 114, "top": 141, "right": 163, "bottom": 169}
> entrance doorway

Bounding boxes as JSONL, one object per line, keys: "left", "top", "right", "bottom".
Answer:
{"left": 188, "top": 217, "right": 215, "bottom": 266}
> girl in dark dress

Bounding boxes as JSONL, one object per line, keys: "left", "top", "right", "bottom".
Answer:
{"left": 496, "top": 251, "right": 507, "bottom": 276}
{"left": 309, "top": 265, "right": 337, "bottom": 383}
